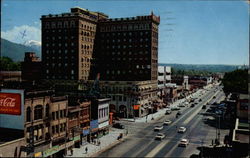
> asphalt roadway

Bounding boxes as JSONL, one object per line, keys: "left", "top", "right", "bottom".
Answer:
{"left": 96, "top": 85, "right": 229, "bottom": 157}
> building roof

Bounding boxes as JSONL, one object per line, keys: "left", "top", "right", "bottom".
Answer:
{"left": 0, "top": 128, "right": 24, "bottom": 145}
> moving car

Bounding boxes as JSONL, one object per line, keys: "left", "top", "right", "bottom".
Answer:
{"left": 177, "top": 111, "right": 182, "bottom": 115}
{"left": 178, "top": 127, "right": 186, "bottom": 133}
{"left": 113, "top": 123, "right": 125, "bottom": 129}
{"left": 154, "top": 125, "right": 164, "bottom": 131}
{"left": 164, "top": 120, "right": 172, "bottom": 125}
{"left": 178, "top": 139, "right": 189, "bottom": 147}
{"left": 155, "top": 133, "right": 165, "bottom": 140}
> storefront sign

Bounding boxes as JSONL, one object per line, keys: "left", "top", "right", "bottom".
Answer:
{"left": 0, "top": 93, "right": 21, "bottom": 115}
{"left": 66, "top": 141, "right": 75, "bottom": 148}
{"left": 90, "top": 120, "right": 98, "bottom": 129}
{"left": 99, "top": 121, "right": 109, "bottom": 128}
{"left": 133, "top": 105, "right": 140, "bottom": 110}
{"left": 42, "top": 145, "right": 59, "bottom": 157}
{"left": 73, "top": 135, "right": 81, "bottom": 141}
{"left": 34, "top": 152, "right": 42, "bottom": 157}
{"left": 83, "top": 129, "right": 90, "bottom": 136}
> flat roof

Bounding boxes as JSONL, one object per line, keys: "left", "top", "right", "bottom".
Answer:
{"left": 0, "top": 128, "right": 24, "bottom": 145}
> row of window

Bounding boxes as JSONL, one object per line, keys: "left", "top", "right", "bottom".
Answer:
{"left": 101, "top": 44, "right": 149, "bottom": 49}
{"left": 45, "top": 21, "right": 76, "bottom": 29}
{"left": 98, "top": 107, "right": 108, "bottom": 118}
{"left": 46, "top": 75, "right": 75, "bottom": 80}
{"left": 26, "top": 105, "right": 49, "bottom": 122}
{"left": 52, "top": 123, "right": 67, "bottom": 134}
{"left": 45, "top": 49, "right": 75, "bottom": 54}
{"left": 102, "top": 50, "right": 150, "bottom": 55}
{"left": 107, "top": 57, "right": 150, "bottom": 61}
{"left": 52, "top": 110, "right": 67, "bottom": 120}
{"left": 80, "top": 23, "right": 96, "bottom": 31}
{"left": 100, "top": 23, "right": 150, "bottom": 32}
{"left": 101, "top": 31, "right": 150, "bottom": 37}
{"left": 46, "top": 36, "right": 75, "bottom": 40}
{"left": 101, "top": 38, "right": 150, "bottom": 43}
{"left": 81, "top": 31, "right": 95, "bottom": 37}
{"left": 45, "top": 42, "right": 75, "bottom": 47}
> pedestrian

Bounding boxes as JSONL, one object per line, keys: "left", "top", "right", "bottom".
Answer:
{"left": 85, "top": 147, "right": 88, "bottom": 154}
{"left": 70, "top": 149, "right": 73, "bottom": 156}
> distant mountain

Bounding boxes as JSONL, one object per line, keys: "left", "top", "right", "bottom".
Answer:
{"left": 1, "top": 38, "right": 41, "bottom": 62}
{"left": 159, "top": 63, "right": 246, "bottom": 73}
{"left": 24, "top": 40, "right": 41, "bottom": 52}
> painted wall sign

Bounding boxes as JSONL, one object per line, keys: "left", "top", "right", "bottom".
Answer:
{"left": 0, "top": 93, "right": 21, "bottom": 115}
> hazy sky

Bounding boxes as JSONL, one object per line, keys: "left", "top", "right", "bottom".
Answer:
{"left": 1, "top": 0, "right": 249, "bottom": 65}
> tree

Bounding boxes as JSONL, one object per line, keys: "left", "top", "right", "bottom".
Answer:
{"left": 222, "top": 69, "right": 248, "bottom": 94}
{"left": 0, "top": 56, "right": 21, "bottom": 71}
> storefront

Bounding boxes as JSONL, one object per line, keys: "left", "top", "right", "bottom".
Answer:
{"left": 98, "top": 121, "right": 109, "bottom": 137}
{"left": 42, "top": 141, "right": 74, "bottom": 157}
{"left": 90, "top": 120, "right": 99, "bottom": 142}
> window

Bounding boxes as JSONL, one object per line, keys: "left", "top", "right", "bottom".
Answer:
{"left": 34, "top": 105, "right": 43, "bottom": 120}
{"left": 26, "top": 107, "right": 31, "bottom": 122}
{"left": 52, "top": 112, "right": 55, "bottom": 120}
{"left": 119, "top": 96, "right": 122, "bottom": 101}
{"left": 45, "top": 104, "right": 49, "bottom": 117}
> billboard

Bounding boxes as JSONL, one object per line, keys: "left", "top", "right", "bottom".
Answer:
{"left": 0, "top": 89, "right": 24, "bottom": 130}
{"left": 0, "top": 93, "right": 21, "bottom": 115}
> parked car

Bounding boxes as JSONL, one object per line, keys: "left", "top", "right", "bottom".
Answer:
{"left": 155, "top": 133, "right": 165, "bottom": 140}
{"left": 171, "top": 106, "right": 180, "bottom": 110}
{"left": 113, "top": 123, "right": 125, "bottom": 129}
{"left": 164, "top": 120, "right": 172, "bottom": 125}
{"left": 179, "top": 104, "right": 185, "bottom": 107}
{"left": 202, "top": 105, "right": 206, "bottom": 109}
{"left": 190, "top": 104, "right": 195, "bottom": 107}
{"left": 165, "top": 110, "right": 171, "bottom": 115}
{"left": 154, "top": 125, "right": 163, "bottom": 131}
{"left": 178, "top": 127, "right": 186, "bottom": 133}
{"left": 178, "top": 139, "right": 189, "bottom": 147}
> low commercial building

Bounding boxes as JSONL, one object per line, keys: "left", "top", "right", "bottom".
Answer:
{"left": 90, "top": 98, "right": 110, "bottom": 140}
{"left": 90, "top": 80, "right": 158, "bottom": 118}
{"left": 231, "top": 118, "right": 249, "bottom": 157}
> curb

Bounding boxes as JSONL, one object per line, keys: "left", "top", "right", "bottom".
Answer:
{"left": 89, "top": 136, "right": 127, "bottom": 157}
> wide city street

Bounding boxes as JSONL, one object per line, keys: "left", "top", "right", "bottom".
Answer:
{"left": 95, "top": 84, "right": 229, "bottom": 157}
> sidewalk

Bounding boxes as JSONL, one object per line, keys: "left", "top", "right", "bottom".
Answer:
{"left": 67, "top": 128, "right": 126, "bottom": 157}
{"left": 121, "top": 89, "right": 203, "bottom": 123}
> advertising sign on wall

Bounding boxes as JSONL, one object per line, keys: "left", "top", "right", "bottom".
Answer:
{"left": 0, "top": 93, "right": 21, "bottom": 115}
{"left": 0, "top": 89, "right": 24, "bottom": 130}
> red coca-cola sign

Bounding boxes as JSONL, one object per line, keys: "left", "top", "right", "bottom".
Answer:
{"left": 0, "top": 93, "right": 21, "bottom": 115}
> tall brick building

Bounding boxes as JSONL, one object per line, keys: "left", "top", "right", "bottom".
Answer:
{"left": 41, "top": 7, "right": 108, "bottom": 81}
{"left": 41, "top": 7, "right": 160, "bottom": 117}
{"left": 90, "top": 12, "right": 160, "bottom": 81}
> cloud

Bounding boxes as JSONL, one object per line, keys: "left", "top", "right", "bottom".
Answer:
{"left": 1, "top": 25, "right": 41, "bottom": 44}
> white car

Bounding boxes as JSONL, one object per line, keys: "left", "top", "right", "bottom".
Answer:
{"left": 154, "top": 125, "right": 163, "bottom": 131}
{"left": 179, "top": 104, "right": 185, "bottom": 107}
{"left": 171, "top": 106, "right": 180, "bottom": 110}
{"left": 178, "top": 139, "right": 189, "bottom": 147}
{"left": 178, "top": 127, "right": 186, "bottom": 133}
{"left": 155, "top": 133, "right": 165, "bottom": 140}
{"left": 164, "top": 120, "right": 172, "bottom": 125}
